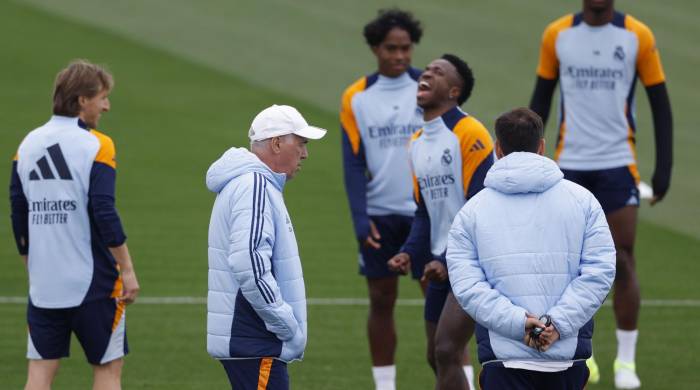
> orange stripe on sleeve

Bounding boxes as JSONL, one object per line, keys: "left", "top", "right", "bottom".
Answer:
{"left": 412, "top": 174, "right": 421, "bottom": 203}
{"left": 13, "top": 152, "right": 18, "bottom": 161}
{"left": 340, "top": 77, "right": 367, "bottom": 155}
{"left": 89, "top": 129, "right": 117, "bottom": 169}
{"left": 554, "top": 121, "right": 567, "bottom": 161}
{"left": 536, "top": 14, "right": 574, "bottom": 80}
{"left": 410, "top": 129, "right": 424, "bottom": 202}
{"left": 453, "top": 117, "right": 494, "bottom": 197}
{"left": 625, "top": 15, "right": 666, "bottom": 87}
{"left": 257, "top": 358, "right": 273, "bottom": 390}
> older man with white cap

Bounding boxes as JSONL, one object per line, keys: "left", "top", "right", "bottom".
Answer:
{"left": 205, "top": 104, "right": 326, "bottom": 390}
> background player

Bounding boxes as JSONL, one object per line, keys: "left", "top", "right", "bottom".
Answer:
{"left": 529, "top": 0, "right": 673, "bottom": 388}
{"left": 10, "top": 60, "right": 140, "bottom": 390}
{"left": 340, "top": 9, "right": 424, "bottom": 390}
{"left": 389, "top": 54, "right": 494, "bottom": 390}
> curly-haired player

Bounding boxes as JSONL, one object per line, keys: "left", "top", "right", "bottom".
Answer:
{"left": 340, "top": 8, "right": 424, "bottom": 390}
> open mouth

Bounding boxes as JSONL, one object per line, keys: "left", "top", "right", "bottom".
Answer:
{"left": 417, "top": 80, "right": 431, "bottom": 99}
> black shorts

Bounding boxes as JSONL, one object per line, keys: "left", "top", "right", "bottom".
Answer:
{"left": 424, "top": 280, "right": 450, "bottom": 323}
{"left": 479, "top": 361, "right": 589, "bottom": 390}
{"left": 220, "top": 358, "right": 288, "bottom": 390}
{"left": 358, "top": 215, "right": 422, "bottom": 279}
{"left": 27, "top": 298, "right": 128, "bottom": 365}
{"left": 562, "top": 166, "right": 639, "bottom": 214}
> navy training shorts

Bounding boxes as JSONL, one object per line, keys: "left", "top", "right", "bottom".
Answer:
{"left": 562, "top": 166, "right": 639, "bottom": 214}
{"left": 424, "top": 280, "right": 450, "bottom": 323}
{"left": 27, "top": 298, "right": 128, "bottom": 365}
{"left": 359, "top": 215, "right": 422, "bottom": 279}
{"left": 220, "top": 358, "right": 288, "bottom": 390}
{"left": 479, "top": 360, "right": 589, "bottom": 389}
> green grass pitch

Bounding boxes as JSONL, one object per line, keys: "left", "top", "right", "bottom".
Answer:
{"left": 1, "top": 0, "right": 699, "bottom": 388}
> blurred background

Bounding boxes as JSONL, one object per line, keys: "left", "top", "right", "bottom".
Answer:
{"left": 1, "top": 1, "right": 698, "bottom": 388}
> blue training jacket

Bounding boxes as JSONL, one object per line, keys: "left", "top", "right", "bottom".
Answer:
{"left": 206, "top": 147, "right": 307, "bottom": 362}
{"left": 447, "top": 152, "right": 616, "bottom": 365}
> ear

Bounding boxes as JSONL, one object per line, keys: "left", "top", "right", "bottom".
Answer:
{"left": 370, "top": 45, "right": 380, "bottom": 57}
{"left": 270, "top": 137, "right": 283, "bottom": 154}
{"left": 449, "top": 86, "right": 460, "bottom": 101}
{"left": 495, "top": 140, "right": 505, "bottom": 159}
{"left": 537, "top": 138, "right": 546, "bottom": 156}
{"left": 78, "top": 95, "right": 88, "bottom": 108}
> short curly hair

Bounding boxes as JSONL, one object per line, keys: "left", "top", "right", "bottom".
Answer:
{"left": 441, "top": 54, "right": 474, "bottom": 106}
{"left": 363, "top": 8, "right": 423, "bottom": 47}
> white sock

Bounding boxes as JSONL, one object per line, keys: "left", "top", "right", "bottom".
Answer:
{"left": 616, "top": 329, "right": 639, "bottom": 363}
{"left": 463, "top": 365, "right": 475, "bottom": 390}
{"left": 372, "top": 365, "right": 396, "bottom": 390}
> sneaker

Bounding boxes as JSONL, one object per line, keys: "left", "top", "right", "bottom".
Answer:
{"left": 586, "top": 356, "right": 600, "bottom": 384}
{"left": 614, "top": 359, "right": 641, "bottom": 389}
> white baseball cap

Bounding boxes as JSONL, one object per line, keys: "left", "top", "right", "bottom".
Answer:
{"left": 249, "top": 104, "right": 327, "bottom": 142}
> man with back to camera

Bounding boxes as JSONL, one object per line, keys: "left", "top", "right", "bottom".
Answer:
{"left": 529, "top": 0, "right": 673, "bottom": 387}
{"left": 206, "top": 104, "right": 326, "bottom": 390}
{"left": 388, "top": 54, "right": 494, "bottom": 390}
{"left": 340, "top": 8, "right": 425, "bottom": 390}
{"left": 10, "top": 59, "right": 140, "bottom": 390}
{"left": 447, "top": 107, "right": 616, "bottom": 390}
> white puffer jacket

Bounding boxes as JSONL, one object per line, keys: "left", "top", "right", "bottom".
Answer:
{"left": 206, "top": 147, "right": 307, "bottom": 362}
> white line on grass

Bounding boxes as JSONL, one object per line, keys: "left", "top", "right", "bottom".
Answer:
{"left": 1, "top": 297, "right": 699, "bottom": 307}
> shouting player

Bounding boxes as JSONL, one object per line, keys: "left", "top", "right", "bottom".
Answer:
{"left": 389, "top": 54, "right": 494, "bottom": 390}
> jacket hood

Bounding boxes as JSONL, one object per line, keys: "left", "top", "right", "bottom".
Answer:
{"left": 484, "top": 152, "right": 563, "bottom": 194}
{"left": 206, "top": 147, "right": 286, "bottom": 193}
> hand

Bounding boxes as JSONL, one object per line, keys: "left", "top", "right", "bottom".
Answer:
{"left": 388, "top": 252, "right": 411, "bottom": 274}
{"left": 524, "top": 314, "right": 560, "bottom": 352}
{"left": 421, "top": 260, "right": 447, "bottom": 282}
{"left": 280, "top": 328, "right": 307, "bottom": 362}
{"left": 118, "top": 267, "right": 140, "bottom": 305}
{"left": 650, "top": 170, "right": 670, "bottom": 206}
{"left": 524, "top": 314, "right": 546, "bottom": 350}
{"left": 538, "top": 323, "right": 560, "bottom": 351}
{"left": 363, "top": 220, "right": 382, "bottom": 249}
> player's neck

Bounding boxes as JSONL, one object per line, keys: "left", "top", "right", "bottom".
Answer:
{"left": 423, "top": 103, "right": 456, "bottom": 122}
{"left": 582, "top": 7, "right": 614, "bottom": 26}
{"left": 378, "top": 68, "right": 406, "bottom": 79}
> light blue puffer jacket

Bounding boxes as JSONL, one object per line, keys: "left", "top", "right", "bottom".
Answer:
{"left": 447, "top": 152, "right": 615, "bottom": 364}
{"left": 206, "top": 147, "right": 307, "bottom": 362}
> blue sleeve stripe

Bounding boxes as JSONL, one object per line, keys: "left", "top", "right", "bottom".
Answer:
{"left": 466, "top": 153, "right": 495, "bottom": 199}
{"left": 255, "top": 174, "right": 275, "bottom": 301}
{"left": 10, "top": 161, "right": 29, "bottom": 255}
{"left": 88, "top": 162, "right": 126, "bottom": 246}
{"left": 342, "top": 128, "right": 370, "bottom": 240}
{"left": 254, "top": 251, "right": 275, "bottom": 302}
{"left": 400, "top": 197, "right": 431, "bottom": 265}
{"left": 249, "top": 173, "right": 275, "bottom": 304}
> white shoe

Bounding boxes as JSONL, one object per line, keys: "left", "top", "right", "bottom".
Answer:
{"left": 614, "top": 359, "right": 641, "bottom": 389}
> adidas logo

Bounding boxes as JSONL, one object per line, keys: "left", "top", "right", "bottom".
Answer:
{"left": 29, "top": 143, "right": 73, "bottom": 181}
{"left": 470, "top": 139, "right": 486, "bottom": 152}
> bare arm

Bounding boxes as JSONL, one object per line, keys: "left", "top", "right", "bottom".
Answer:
{"left": 109, "top": 243, "right": 140, "bottom": 304}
